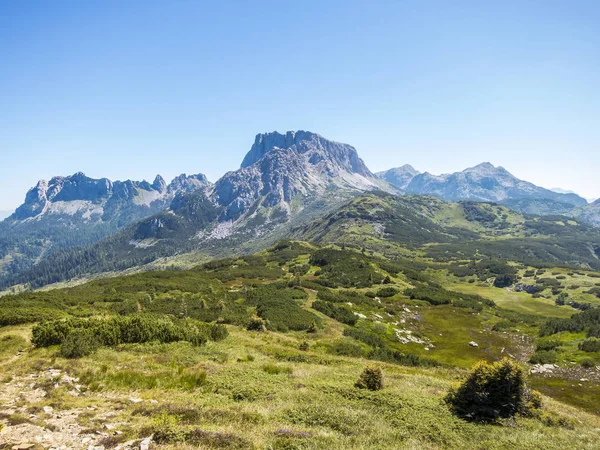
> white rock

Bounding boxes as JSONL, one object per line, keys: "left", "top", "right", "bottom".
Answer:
{"left": 140, "top": 436, "right": 152, "bottom": 450}
{"left": 469, "top": 341, "right": 479, "bottom": 347}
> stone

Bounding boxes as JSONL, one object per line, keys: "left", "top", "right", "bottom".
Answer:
{"left": 140, "top": 436, "right": 152, "bottom": 450}
{"left": 469, "top": 341, "right": 479, "bottom": 347}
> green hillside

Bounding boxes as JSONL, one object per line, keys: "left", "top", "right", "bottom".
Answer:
{"left": 2, "top": 239, "right": 600, "bottom": 448}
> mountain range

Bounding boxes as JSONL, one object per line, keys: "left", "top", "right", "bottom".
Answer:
{"left": 1, "top": 130, "right": 599, "bottom": 291}
{"left": 0, "top": 172, "right": 210, "bottom": 281}
{"left": 377, "top": 163, "right": 588, "bottom": 214}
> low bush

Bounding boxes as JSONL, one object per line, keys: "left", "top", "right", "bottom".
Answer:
{"left": 32, "top": 315, "right": 225, "bottom": 356}
{"left": 535, "top": 339, "right": 561, "bottom": 352}
{"left": 59, "top": 329, "right": 98, "bottom": 358}
{"left": 312, "top": 300, "right": 357, "bottom": 326}
{"left": 529, "top": 350, "right": 558, "bottom": 365}
{"left": 578, "top": 338, "right": 600, "bottom": 352}
{"left": 445, "top": 358, "right": 538, "bottom": 422}
{"left": 355, "top": 366, "right": 383, "bottom": 391}
{"left": 580, "top": 358, "right": 596, "bottom": 368}
{"left": 375, "top": 287, "right": 399, "bottom": 298}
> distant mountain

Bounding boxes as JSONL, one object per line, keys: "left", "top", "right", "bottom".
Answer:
{"left": 0, "top": 131, "right": 393, "bottom": 290}
{"left": 2, "top": 132, "right": 598, "bottom": 292}
{"left": 376, "top": 165, "right": 420, "bottom": 190}
{"left": 0, "top": 172, "right": 210, "bottom": 280}
{"left": 377, "top": 162, "right": 587, "bottom": 216}
{"left": 0, "top": 211, "right": 12, "bottom": 221}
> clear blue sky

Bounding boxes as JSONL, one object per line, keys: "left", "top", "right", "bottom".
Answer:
{"left": 1, "top": 0, "right": 599, "bottom": 211}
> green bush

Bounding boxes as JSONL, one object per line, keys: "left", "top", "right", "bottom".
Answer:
{"left": 59, "top": 329, "right": 98, "bottom": 358}
{"left": 580, "top": 358, "right": 596, "bottom": 368}
{"left": 375, "top": 287, "right": 398, "bottom": 298}
{"left": 535, "top": 339, "right": 561, "bottom": 352}
{"left": 312, "top": 300, "right": 357, "bottom": 325}
{"left": 246, "top": 319, "right": 266, "bottom": 332}
{"left": 493, "top": 274, "right": 516, "bottom": 288}
{"left": 578, "top": 338, "right": 600, "bottom": 352}
{"left": 445, "top": 358, "right": 534, "bottom": 422}
{"left": 529, "top": 350, "right": 558, "bottom": 365}
{"left": 245, "top": 285, "right": 318, "bottom": 332}
{"left": 355, "top": 366, "right": 383, "bottom": 391}
{"left": 263, "top": 364, "right": 292, "bottom": 375}
{"left": 31, "top": 315, "right": 223, "bottom": 356}
{"left": 328, "top": 339, "right": 365, "bottom": 358}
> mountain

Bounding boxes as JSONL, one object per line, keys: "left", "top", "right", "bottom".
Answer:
{"left": 377, "top": 162, "right": 588, "bottom": 216}
{"left": 0, "top": 172, "right": 210, "bottom": 280}
{"left": 0, "top": 211, "right": 12, "bottom": 221}
{"left": 376, "top": 165, "right": 420, "bottom": 190}
{"left": 0, "top": 131, "right": 394, "bottom": 290}
{"left": 1, "top": 133, "right": 597, "bottom": 292}
{"left": 551, "top": 187, "right": 578, "bottom": 196}
{"left": 212, "top": 131, "right": 387, "bottom": 222}
{"left": 573, "top": 199, "right": 600, "bottom": 227}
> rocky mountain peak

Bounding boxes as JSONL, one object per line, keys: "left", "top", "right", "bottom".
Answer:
{"left": 240, "top": 130, "right": 372, "bottom": 177}
{"left": 152, "top": 175, "right": 167, "bottom": 192}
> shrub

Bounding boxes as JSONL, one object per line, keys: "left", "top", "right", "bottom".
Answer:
{"left": 375, "top": 287, "right": 398, "bottom": 298}
{"left": 32, "top": 315, "right": 221, "bottom": 356}
{"left": 535, "top": 339, "right": 561, "bottom": 352}
{"left": 59, "top": 329, "right": 98, "bottom": 358}
{"left": 299, "top": 341, "right": 309, "bottom": 351}
{"left": 445, "top": 358, "right": 534, "bottom": 422}
{"left": 493, "top": 274, "right": 515, "bottom": 288}
{"left": 355, "top": 366, "right": 383, "bottom": 391}
{"left": 578, "top": 338, "right": 600, "bottom": 352}
{"left": 328, "top": 339, "right": 365, "bottom": 358}
{"left": 529, "top": 350, "right": 558, "bottom": 365}
{"left": 209, "top": 324, "right": 229, "bottom": 341}
{"left": 580, "top": 358, "right": 596, "bottom": 368}
{"left": 246, "top": 319, "right": 266, "bottom": 332}
{"left": 262, "top": 364, "right": 292, "bottom": 375}
{"left": 312, "top": 300, "right": 357, "bottom": 326}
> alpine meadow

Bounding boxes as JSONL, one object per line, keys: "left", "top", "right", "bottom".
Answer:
{"left": 1, "top": 2, "right": 600, "bottom": 450}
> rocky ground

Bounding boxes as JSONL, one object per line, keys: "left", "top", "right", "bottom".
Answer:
{"left": 0, "top": 368, "right": 152, "bottom": 450}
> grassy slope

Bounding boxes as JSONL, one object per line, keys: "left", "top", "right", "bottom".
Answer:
{"left": 2, "top": 325, "right": 600, "bottom": 450}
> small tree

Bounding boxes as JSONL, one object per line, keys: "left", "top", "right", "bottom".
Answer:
{"left": 355, "top": 366, "right": 383, "bottom": 391}
{"left": 445, "top": 358, "right": 538, "bottom": 422}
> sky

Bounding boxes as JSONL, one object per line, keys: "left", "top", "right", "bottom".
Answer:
{"left": 1, "top": 0, "right": 599, "bottom": 211}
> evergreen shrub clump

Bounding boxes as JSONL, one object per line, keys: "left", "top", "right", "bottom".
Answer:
{"left": 355, "top": 366, "right": 383, "bottom": 391}
{"left": 445, "top": 358, "right": 540, "bottom": 422}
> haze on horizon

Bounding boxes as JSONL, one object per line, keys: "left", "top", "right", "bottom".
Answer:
{"left": 1, "top": 0, "right": 599, "bottom": 211}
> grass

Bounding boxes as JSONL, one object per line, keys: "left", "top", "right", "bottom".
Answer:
{"left": 2, "top": 326, "right": 600, "bottom": 449}
{"left": 2, "top": 241, "right": 600, "bottom": 448}
{"left": 446, "top": 282, "right": 573, "bottom": 318}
